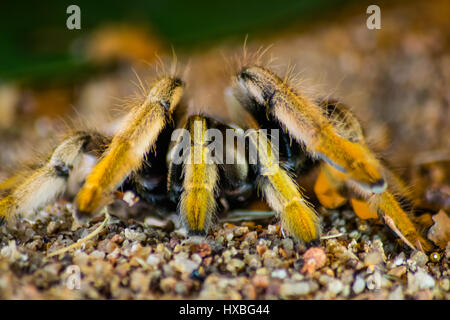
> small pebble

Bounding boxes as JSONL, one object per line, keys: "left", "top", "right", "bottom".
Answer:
{"left": 46, "top": 221, "right": 59, "bottom": 235}
{"left": 256, "top": 244, "right": 268, "bottom": 256}
{"left": 267, "top": 225, "right": 278, "bottom": 235}
{"left": 90, "top": 250, "right": 106, "bottom": 259}
{"left": 256, "top": 268, "right": 269, "bottom": 276}
{"left": 349, "top": 230, "right": 360, "bottom": 239}
{"left": 301, "top": 247, "right": 327, "bottom": 274}
{"left": 439, "top": 278, "right": 449, "bottom": 291}
{"left": 408, "top": 269, "right": 435, "bottom": 291}
{"left": 328, "top": 279, "right": 343, "bottom": 295}
{"left": 244, "top": 231, "right": 258, "bottom": 243}
{"left": 185, "top": 255, "right": 199, "bottom": 270}
{"left": 160, "top": 277, "right": 177, "bottom": 293}
{"left": 393, "top": 252, "right": 406, "bottom": 267}
{"left": 366, "top": 272, "right": 382, "bottom": 290}
{"left": 171, "top": 257, "right": 199, "bottom": 274}
{"left": 406, "top": 259, "right": 417, "bottom": 272}
{"left": 280, "top": 282, "right": 311, "bottom": 297}
{"left": 364, "top": 251, "right": 384, "bottom": 266}
{"left": 352, "top": 276, "right": 366, "bottom": 294}
{"left": 226, "top": 259, "right": 245, "bottom": 273}
{"left": 410, "top": 251, "right": 428, "bottom": 267}
{"left": 124, "top": 228, "right": 146, "bottom": 242}
{"left": 341, "top": 285, "right": 351, "bottom": 297}
{"left": 111, "top": 234, "right": 124, "bottom": 244}
{"left": 252, "top": 275, "right": 269, "bottom": 289}
{"left": 234, "top": 226, "right": 249, "bottom": 237}
{"left": 225, "top": 232, "right": 234, "bottom": 242}
{"left": 146, "top": 254, "right": 161, "bottom": 266}
{"left": 281, "top": 238, "right": 294, "bottom": 251}
{"left": 388, "top": 266, "right": 407, "bottom": 278}
{"left": 175, "top": 282, "right": 188, "bottom": 295}
{"left": 197, "top": 243, "right": 212, "bottom": 257}
{"left": 272, "top": 269, "right": 288, "bottom": 279}
{"left": 389, "top": 285, "right": 404, "bottom": 300}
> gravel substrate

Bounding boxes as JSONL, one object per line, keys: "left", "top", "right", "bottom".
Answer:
{"left": 0, "top": 201, "right": 448, "bottom": 300}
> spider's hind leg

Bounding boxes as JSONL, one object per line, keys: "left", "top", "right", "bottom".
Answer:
{"left": 0, "top": 131, "right": 107, "bottom": 226}
{"left": 313, "top": 99, "right": 364, "bottom": 210}
{"left": 315, "top": 99, "right": 434, "bottom": 251}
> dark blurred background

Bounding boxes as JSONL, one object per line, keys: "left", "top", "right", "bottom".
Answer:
{"left": 1, "top": 0, "right": 373, "bottom": 83}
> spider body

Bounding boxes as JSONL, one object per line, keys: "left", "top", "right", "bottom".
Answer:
{"left": 0, "top": 64, "right": 433, "bottom": 252}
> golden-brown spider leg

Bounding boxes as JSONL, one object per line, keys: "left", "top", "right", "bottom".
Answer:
{"left": 0, "top": 131, "right": 103, "bottom": 226}
{"left": 369, "top": 191, "right": 433, "bottom": 251}
{"left": 75, "top": 77, "right": 183, "bottom": 218}
{"left": 313, "top": 162, "right": 348, "bottom": 210}
{"left": 233, "top": 66, "right": 386, "bottom": 194}
{"left": 315, "top": 100, "right": 433, "bottom": 251}
{"left": 247, "top": 128, "right": 320, "bottom": 244}
{"left": 176, "top": 115, "right": 218, "bottom": 235}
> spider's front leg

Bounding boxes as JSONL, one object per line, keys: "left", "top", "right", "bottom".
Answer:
{"left": 75, "top": 77, "right": 184, "bottom": 220}
{"left": 232, "top": 66, "right": 386, "bottom": 194}
{"left": 245, "top": 119, "right": 321, "bottom": 244}
{"left": 0, "top": 131, "right": 107, "bottom": 226}
{"left": 167, "top": 115, "right": 219, "bottom": 235}
{"left": 125, "top": 123, "right": 177, "bottom": 208}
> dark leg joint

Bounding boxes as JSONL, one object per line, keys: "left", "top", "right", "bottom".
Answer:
{"left": 54, "top": 163, "right": 71, "bottom": 178}
{"left": 305, "top": 238, "right": 321, "bottom": 248}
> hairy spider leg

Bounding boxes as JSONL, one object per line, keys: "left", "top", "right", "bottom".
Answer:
{"left": 233, "top": 66, "right": 386, "bottom": 194}
{"left": 177, "top": 115, "right": 219, "bottom": 235}
{"left": 0, "top": 131, "right": 103, "bottom": 225}
{"left": 314, "top": 100, "right": 433, "bottom": 251}
{"left": 247, "top": 125, "right": 321, "bottom": 244}
{"left": 75, "top": 77, "right": 183, "bottom": 218}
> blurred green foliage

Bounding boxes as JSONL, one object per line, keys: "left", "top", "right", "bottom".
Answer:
{"left": 0, "top": 0, "right": 357, "bottom": 83}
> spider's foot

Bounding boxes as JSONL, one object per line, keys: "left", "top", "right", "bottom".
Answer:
{"left": 74, "top": 210, "right": 93, "bottom": 224}
{"left": 281, "top": 200, "right": 321, "bottom": 244}
{"left": 376, "top": 192, "right": 434, "bottom": 252}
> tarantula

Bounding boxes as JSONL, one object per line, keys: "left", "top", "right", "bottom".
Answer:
{"left": 0, "top": 64, "right": 433, "bottom": 252}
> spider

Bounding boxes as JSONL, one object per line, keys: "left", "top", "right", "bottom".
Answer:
{"left": 0, "top": 64, "right": 433, "bottom": 252}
